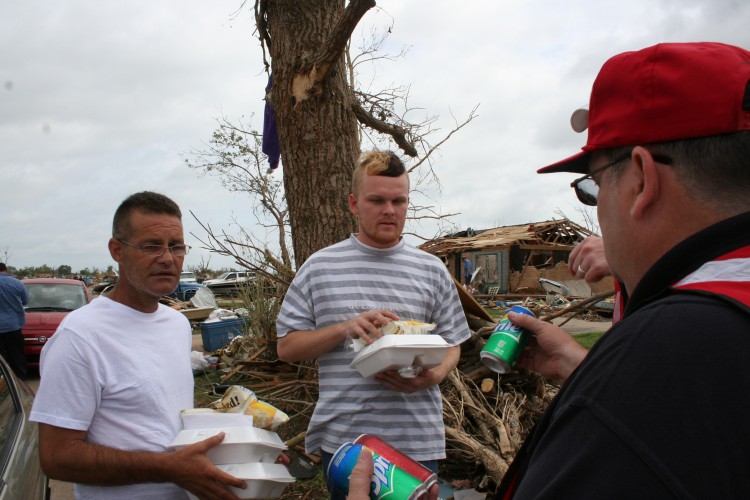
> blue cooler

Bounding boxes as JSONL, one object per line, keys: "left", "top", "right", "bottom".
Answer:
{"left": 200, "top": 318, "right": 246, "bottom": 352}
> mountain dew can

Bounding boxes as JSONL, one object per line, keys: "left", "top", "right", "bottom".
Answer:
{"left": 327, "top": 442, "right": 427, "bottom": 499}
{"left": 480, "top": 305, "right": 536, "bottom": 374}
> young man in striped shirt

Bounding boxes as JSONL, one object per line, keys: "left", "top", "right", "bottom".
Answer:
{"left": 276, "top": 150, "right": 470, "bottom": 496}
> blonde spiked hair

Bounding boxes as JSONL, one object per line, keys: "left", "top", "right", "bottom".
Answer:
{"left": 351, "top": 150, "right": 407, "bottom": 195}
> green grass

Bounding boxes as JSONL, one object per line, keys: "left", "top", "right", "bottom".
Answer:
{"left": 193, "top": 370, "right": 225, "bottom": 407}
{"left": 571, "top": 331, "right": 606, "bottom": 349}
{"left": 487, "top": 308, "right": 505, "bottom": 320}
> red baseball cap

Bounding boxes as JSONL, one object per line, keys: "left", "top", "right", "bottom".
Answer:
{"left": 538, "top": 42, "right": 750, "bottom": 174}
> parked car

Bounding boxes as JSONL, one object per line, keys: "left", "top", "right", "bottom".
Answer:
{"left": 166, "top": 281, "right": 206, "bottom": 302}
{"left": 179, "top": 271, "right": 197, "bottom": 283}
{"left": 91, "top": 276, "right": 118, "bottom": 294}
{"left": 202, "top": 271, "right": 254, "bottom": 296}
{"left": 22, "top": 278, "right": 92, "bottom": 367}
{"left": 0, "top": 354, "right": 50, "bottom": 499}
{"left": 202, "top": 271, "right": 253, "bottom": 287}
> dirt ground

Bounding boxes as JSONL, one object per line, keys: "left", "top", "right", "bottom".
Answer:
{"left": 552, "top": 316, "right": 612, "bottom": 335}
{"left": 192, "top": 330, "right": 205, "bottom": 352}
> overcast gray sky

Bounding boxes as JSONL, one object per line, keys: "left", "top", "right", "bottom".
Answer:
{"left": 2, "top": 0, "right": 748, "bottom": 273}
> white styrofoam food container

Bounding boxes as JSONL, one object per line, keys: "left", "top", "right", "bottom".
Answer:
{"left": 169, "top": 426, "right": 286, "bottom": 465}
{"left": 349, "top": 334, "right": 450, "bottom": 378}
{"left": 186, "top": 463, "right": 295, "bottom": 499}
{"left": 180, "top": 409, "right": 256, "bottom": 429}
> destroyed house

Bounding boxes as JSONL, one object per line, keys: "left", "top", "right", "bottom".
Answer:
{"left": 419, "top": 219, "right": 610, "bottom": 295}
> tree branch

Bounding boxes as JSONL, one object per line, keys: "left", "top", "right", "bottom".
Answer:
{"left": 408, "top": 104, "right": 479, "bottom": 173}
{"left": 253, "top": 0, "right": 271, "bottom": 72}
{"left": 314, "top": 0, "right": 375, "bottom": 75}
{"left": 291, "top": 0, "right": 375, "bottom": 105}
{"left": 351, "top": 100, "right": 418, "bottom": 156}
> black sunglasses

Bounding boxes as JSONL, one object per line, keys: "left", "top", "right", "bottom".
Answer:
{"left": 570, "top": 151, "right": 673, "bottom": 206}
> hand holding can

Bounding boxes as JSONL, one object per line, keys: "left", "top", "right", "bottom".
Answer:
{"left": 347, "top": 451, "right": 374, "bottom": 500}
{"left": 480, "top": 305, "right": 536, "bottom": 374}
{"left": 328, "top": 437, "right": 434, "bottom": 499}
{"left": 508, "top": 311, "right": 589, "bottom": 381}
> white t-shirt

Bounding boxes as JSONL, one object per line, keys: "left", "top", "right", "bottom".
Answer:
{"left": 30, "top": 295, "right": 194, "bottom": 499}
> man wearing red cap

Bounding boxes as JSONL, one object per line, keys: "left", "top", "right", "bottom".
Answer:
{"left": 494, "top": 42, "right": 750, "bottom": 498}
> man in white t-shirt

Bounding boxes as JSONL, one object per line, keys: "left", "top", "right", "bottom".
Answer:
{"left": 30, "top": 191, "right": 246, "bottom": 499}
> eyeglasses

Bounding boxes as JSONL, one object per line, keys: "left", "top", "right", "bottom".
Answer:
{"left": 116, "top": 238, "right": 191, "bottom": 257}
{"left": 570, "top": 151, "right": 673, "bottom": 206}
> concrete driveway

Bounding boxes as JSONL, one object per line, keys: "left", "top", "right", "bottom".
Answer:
{"left": 553, "top": 316, "right": 612, "bottom": 334}
{"left": 25, "top": 376, "right": 74, "bottom": 500}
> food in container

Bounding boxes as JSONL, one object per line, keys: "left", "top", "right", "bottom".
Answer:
{"left": 209, "top": 385, "right": 289, "bottom": 431}
{"left": 349, "top": 334, "right": 449, "bottom": 378}
{"left": 379, "top": 320, "right": 436, "bottom": 336}
{"left": 350, "top": 320, "right": 437, "bottom": 352}
{"left": 180, "top": 409, "right": 255, "bottom": 429}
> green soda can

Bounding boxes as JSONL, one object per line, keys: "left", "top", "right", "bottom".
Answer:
{"left": 480, "top": 305, "right": 536, "bottom": 374}
{"left": 327, "top": 442, "right": 428, "bottom": 499}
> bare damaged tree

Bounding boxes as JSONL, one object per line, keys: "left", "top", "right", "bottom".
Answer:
{"left": 345, "top": 17, "right": 478, "bottom": 240}
{"left": 554, "top": 206, "right": 600, "bottom": 234}
{"left": 183, "top": 107, "right": 470, "bottom": 290}
{"left": 345, "top": 20, "right": 410, "bottom": 149}
{"left": 1, "top": 247, "right": 12, "bottom": 266}
{"left": 253, "top": 0, "right": 367, "bottom": 268}
{"left": 187, "top": 5, "right": 476, "bottom": 276}
{"left": 186, "top": 255, "right": 213, "bottom": 281}
{"left": 183, "top": 115, "right": 292, "bottom": 270}
{"left": 189, "top": 212, "right": 295, "bottom": 293}
{"left": 255, "top": 0, "right": 477, "bottom": 267}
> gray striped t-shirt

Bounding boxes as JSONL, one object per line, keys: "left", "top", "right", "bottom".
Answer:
{"left": 276, "top": 235, "right": 471, "bottom": 460}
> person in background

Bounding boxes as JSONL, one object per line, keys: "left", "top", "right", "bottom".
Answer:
{"left": 0, "top": 262, "right": 28, "bottom": 379}
{"left": 463, "top": 256, "right": 473, "bottom": 286}
{"left": 568, "top": 236, "right": 626, "bottom": 323}
{"left": 494, "top": 42, "right": 750, "bottom": 498}
{"left": 276, "top": 150, "right": 471, "bottom": 498}
{"left": 30, "top": 191, "right": 246, "bottom": 499}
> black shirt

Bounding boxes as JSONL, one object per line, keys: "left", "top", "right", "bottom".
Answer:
{"left": 496, "top": 211, "right": 750, "bottom": 499}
